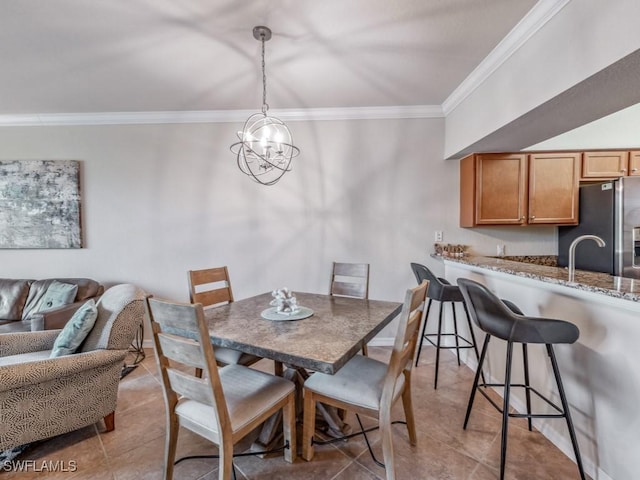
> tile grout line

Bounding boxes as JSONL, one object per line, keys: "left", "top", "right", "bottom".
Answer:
{"left": 93, "top": 423, "right": 117, "bottom": 480}
{"left": 325, "top": 427, "right": 385, "bottom": 480}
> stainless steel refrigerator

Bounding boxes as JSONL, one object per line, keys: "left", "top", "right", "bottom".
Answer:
{"left": 558, "top": 176, "right": 640, "bottom": 279}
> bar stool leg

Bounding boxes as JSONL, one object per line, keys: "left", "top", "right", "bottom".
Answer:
{"left": 547, "top": 344, "right": 586, "bottom": 480}
{"left": 462, "top": 302, "right": 486, "bottom": 385}
{"left": 415, "top": 299, "right": 433, "bottom": 366}
{"left": 500, "top": 341, "right": 514, "bottom": 480}
{"left": 434, "top": 301, "right": 444, "bottom": 389}
{"left": 464, "top": 333, "right": 490, "bottom": 429}
{"left": 522, "top": 343, "right": 533, "bottom": 431}
{"left": 451, "top": 302, "right": 461, "bottom": 366}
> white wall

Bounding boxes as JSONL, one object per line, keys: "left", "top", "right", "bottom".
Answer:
{"left": 528, "top": 101, "right": 640, "bottom": 150}
{"left": 0, "top": 119, "right": 432, "bottom": 302}
{"left": 445, "top": 0, "right": 640, "bottom": 158}
{"left": 0, "top": 117, "right": 555, "bottom": 339}
{"left": 0, "top": 119, "right": 438, "bottom": 339}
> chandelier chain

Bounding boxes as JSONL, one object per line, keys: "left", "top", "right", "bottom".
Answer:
{"left": 261, "top": 34, "right": 269, "bottom": 114}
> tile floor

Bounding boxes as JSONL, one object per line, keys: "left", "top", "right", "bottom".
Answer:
{"left": 3, "top": 347, "right": 586, "bottom": 479}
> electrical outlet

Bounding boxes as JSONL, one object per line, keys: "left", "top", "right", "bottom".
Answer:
{"left": 435, "top": 231, "right": 443, "bottom": 242}
{"left": 497, "top": 244, "right": 505, "bottom": 257}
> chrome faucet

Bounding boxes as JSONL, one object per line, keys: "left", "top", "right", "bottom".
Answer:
{"left": 568, "top": 234, "right": 606, "bottom": 279}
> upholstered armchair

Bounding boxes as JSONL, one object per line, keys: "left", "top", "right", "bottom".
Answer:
{"left": 0, "top": 284, "right": 146, "bottom": 451}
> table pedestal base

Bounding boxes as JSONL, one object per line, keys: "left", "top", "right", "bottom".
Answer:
{"left": 251, "top": 366, "right": 351, "bottom": 454}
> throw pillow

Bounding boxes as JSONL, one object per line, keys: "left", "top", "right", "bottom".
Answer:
{"left": 50, "top": 300, "right": 98, "bottom": 357}
{"left": 38, "top": 280, "right": 79, "bottom": 312}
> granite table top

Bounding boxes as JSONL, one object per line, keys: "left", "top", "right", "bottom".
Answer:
{"left": 202, "top": 292, "right": 402, "bottom": 374}
{"left": 436, "top": 255, "right": 640, "bottom": 303}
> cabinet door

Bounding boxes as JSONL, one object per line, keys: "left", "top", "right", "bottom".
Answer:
{"left": 528, "top": 152, "right": 579, "bottom": 225}
{"left": 475, "top": 154, "right": 527, "bottom": 225}
{"left": 582, "top": 151, "right": 629, "bottom": 179}
{"left": 629, "top": 151, "right": 640, "bottom": 176}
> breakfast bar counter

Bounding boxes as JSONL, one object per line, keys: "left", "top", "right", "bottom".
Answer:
{"left": 435, "top": 254, "right": 640, "bottom": 303}
{"left": 431, "top": 254, "right": 640, "bottom": 480}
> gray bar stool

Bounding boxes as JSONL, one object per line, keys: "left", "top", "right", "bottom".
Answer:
{"left": 410, "top": 263, "right": 482, "bottom": 389}
{"left": 457, "top": 278, "right": 586, "bottom": 480}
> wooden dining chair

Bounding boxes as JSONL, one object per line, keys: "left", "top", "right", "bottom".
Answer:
{"left": 330, "top": 261, "right": 370, "bottom": 354}
{"left": 302, "top": 280, "right": 429, "bottom": 480}
{"left": 188, "top": 266, "right": 261, "bottom": 374}
{"left": 147, "top": 297, "right": 297, "bottom": 480}
{"left": 330, "top": 261, "right": 370, "bottom": 299}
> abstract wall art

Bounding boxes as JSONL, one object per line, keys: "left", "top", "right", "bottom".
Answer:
{"left": 0, "top": 160, "right": 82, "bottom": 248}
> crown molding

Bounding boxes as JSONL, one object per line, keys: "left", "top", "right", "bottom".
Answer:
{"left": 0, "top": 105, "right": 443, "bottom": 127}
{"left": 277, "top": 105, "right": 444, "bottom": 121}
{"left": 442, "top": 0, "right": 571, "bottom": 116}
{"left": 0, "top": 2, "right": 565, "bottom": 126}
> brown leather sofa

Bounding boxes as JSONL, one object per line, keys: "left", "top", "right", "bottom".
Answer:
{"left": 0, "top": 278, "right": 104, "bottom": 334}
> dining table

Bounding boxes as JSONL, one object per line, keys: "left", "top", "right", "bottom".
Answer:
{"left": 200, "top": 291, "right": 403, "bottom": 451}
{"left": 202, "top": 291, "right": 402, "bottom": 375}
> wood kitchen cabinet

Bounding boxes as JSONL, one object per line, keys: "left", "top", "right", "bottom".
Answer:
{"left": 581, "top": 151, "right": 630, "bottom": 179}
{"left": 527, "top": 152, "right": 580, "bottom": 224}
{"left": 460, "top": 153, "right": 526, "bottom": 226}
{"left": 629, "top": 151, "right": 640, "bottom": 176}
{"left": 460, "top": 152, "right": 579, "bottom": 227}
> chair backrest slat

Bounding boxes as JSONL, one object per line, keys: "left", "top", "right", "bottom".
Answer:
{"left": 190, "top": 267, "right": 229, "bottom": 285}
{"left": 331, "top": 281, "right": 367, "bottom": 298}
{"left": 193, "top": 288, "right": 232, "bottom": 308}
{"left": 166, "top": 368, "right": 214, "bottom": 406}
{"left": 333, "top": 262, "right": 369, "bottom": 277}
{"left": 148, "top": 298, "right": 200, "bottom": 331}
{"left": 188, "top": 266, "right": 234, "bottom": 307}
{"left": 157, "top": 332, "right": 205, "bottom": 369}
{"left": 330, "top": 262, "right": 370, "bottom": 299}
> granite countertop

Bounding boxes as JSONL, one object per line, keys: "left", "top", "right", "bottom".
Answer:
{"left": 435, "top": 254, "right": 640, "bottom": 302}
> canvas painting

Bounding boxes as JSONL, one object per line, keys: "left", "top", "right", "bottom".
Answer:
{"left": 0, "top": 160, "right": 82, "bottom": 248}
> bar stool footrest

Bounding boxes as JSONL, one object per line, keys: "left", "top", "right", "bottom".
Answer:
{"left": 477, "top": 382, "right": 565, "bottom": 419}
{"left": 423, "top": 333, "right": 474, "bottom": 349}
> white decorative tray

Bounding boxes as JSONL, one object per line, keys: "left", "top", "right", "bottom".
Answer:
{"left": 260, "top": 306, "right": 314, "bottom": 321}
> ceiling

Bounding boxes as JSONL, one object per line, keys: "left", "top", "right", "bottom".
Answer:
{"left": 1, "top": 0, "right": 537, "bottom": 115}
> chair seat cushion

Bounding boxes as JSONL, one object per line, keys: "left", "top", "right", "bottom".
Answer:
{"left": 304, "top": 354, "right": 404, "bottom": 411}
{"left": 510, "top": 316, "right": 580, "bottom": 344}
{"left": 214, "top": 347, "right": 260, "bottom": 367}
{"left": 175, "top": 364, "right": 294, "bottom": 441}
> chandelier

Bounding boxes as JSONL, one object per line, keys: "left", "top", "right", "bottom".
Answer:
{"left": 230, "top": 26, "right": 300, "bottom": 186}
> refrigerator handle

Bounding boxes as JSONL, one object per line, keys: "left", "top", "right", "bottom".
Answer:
{"left": 634, "top": 227, "right": 640, "bottom": 268}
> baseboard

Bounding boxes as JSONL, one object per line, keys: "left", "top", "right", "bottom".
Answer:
{"left": 595, "top": 468, "right": 614, "bottom": 480}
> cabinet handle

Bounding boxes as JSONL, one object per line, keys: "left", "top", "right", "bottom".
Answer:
{"left": 520, "top": 216, "right": 525, "bottom": 221}
{"left": 633, "top": 168, "right": 638, "bottom": 172}
{"left": 530, "top": 216, "right": 536, "bottom": 220}
{"left": 621, "top": 169, "right": 627, "bottom": 173}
